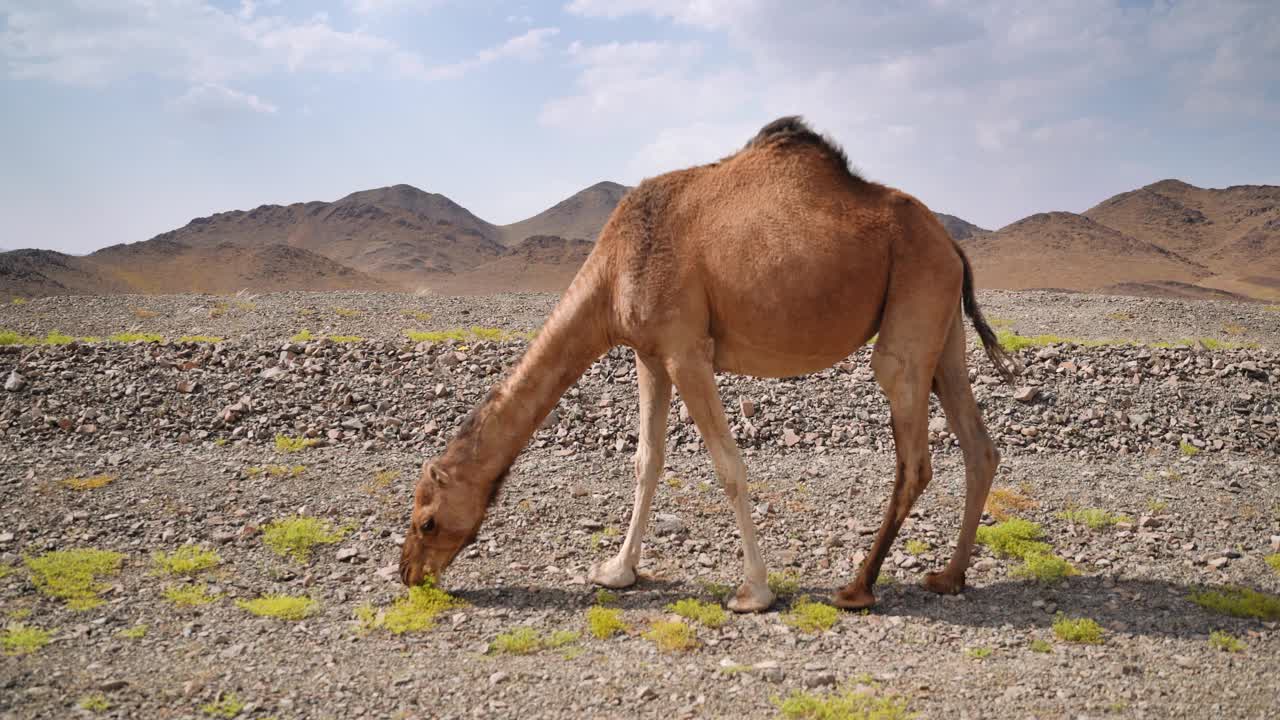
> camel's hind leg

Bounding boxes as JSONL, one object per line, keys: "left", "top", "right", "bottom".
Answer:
{"left": 921, "top": 314, "right": 999, "bottom": 595}
{"left": 666, "top": 343, "right": 775, "bottom": 612}
{"left": 833, "top": 301, "right": 953, "bottom": 610}
{"left": 589, "top": 354, "right": 672, "bottom": 588}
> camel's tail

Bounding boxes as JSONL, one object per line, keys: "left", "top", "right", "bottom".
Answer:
{"left": 955, "top": 242, "right": 1019, "bottom": 383}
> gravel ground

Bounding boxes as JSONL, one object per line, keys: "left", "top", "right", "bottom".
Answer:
{"left": 1, "top": 290, "right": 1278, "bottom": 720}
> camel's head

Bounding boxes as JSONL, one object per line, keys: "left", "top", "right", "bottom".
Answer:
{"left": 399, "top": 460, "right": 490, "bottom": 587}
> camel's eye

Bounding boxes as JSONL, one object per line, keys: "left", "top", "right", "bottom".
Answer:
{"left": 420, "top": 518, "right": 436, "bottom": 534}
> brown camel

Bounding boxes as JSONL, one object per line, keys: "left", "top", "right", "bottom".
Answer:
{"left": 400, "top": 116, "right": 1015, "bottom": 612}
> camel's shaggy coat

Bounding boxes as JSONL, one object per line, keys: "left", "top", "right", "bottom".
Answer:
{"left": 401, "top": 116, "right": 1014, "bottom": 611}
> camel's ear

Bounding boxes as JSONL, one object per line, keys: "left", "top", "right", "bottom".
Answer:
{"left": 427, "top": 464, "right": 451, "bottom": 487}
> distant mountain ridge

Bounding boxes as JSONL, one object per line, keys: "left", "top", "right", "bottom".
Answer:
{"left": 2, "top": 177, "right": 1276, "bottom": 301}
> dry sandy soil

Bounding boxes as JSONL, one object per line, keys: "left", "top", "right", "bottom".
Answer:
{"left": 1, "top": 289, "right": 1278, "bottom": 720}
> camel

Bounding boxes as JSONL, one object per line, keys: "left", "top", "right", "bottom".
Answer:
{"left": 400, "top": 116, "right": 1015, "bottom": 612}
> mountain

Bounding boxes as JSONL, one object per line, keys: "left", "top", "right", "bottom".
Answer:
{"left": 429, "top": 235, "right": 596, "bottom": 295}
{"left": 935, "top": 213, "right": 989, "bottom": 241}
{"left": 964, "top": 211, "right": 1209, "bottom": 292}
{"left": 497, "top": 181, "right": 631, "bottom": 247}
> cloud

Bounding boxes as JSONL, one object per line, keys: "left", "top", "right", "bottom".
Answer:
{"left": 345, "top": 0, "right": 440, "bottom": 15}
{"left": 401, "top": 27, "right": 559, "bottom": 80}
{"left": 170, "top": 83, "right": 278, "bottom": 117}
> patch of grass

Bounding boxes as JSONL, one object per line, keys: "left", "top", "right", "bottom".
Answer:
{"left": 274, "top": 434, "right": 319, "bottom": 453}
{"left": 586, "top": 606, "right": 627, "bottom": 639}
{"left": 996, "top": 329, "right": 1073, "bottom": 352}
{"left": 490, "top": 627, "right": 542, "bottom": 655}
{"left": 25, "top": 548, "right": 126, "bottom": 610}
{"left": 0, "top": 330, "right": 91, "bottom": 346}
{"left": 984, "top": 486, "right": 1038, "bottom": 521}
{"left": 1056, "top": 507, "right": 1130, "bottom": 530}
{"left": 329, "top": 335, "right": 363, "bottom": 343}
{"left": 1146, "top": 499, "right": 1168, "bottom": 513}
{"left": 666, "top": 598, "right": 728, "bottom": 628}
{"left": 1029, "top": 638, "right": 1052, "bottom": 653}
{"left": 78, "top": 694, "right": 111, "bottom": 712}
{"left": 333, "top": 307, "right": 361, "bottom": 317}
{"left": 178, "top": 335, "right": 224, "bottom": 344}
{"left": 362, "top": 581, "right": 466, "bottom": 634}
{"left": 201, "top": 693, "right": 244, "bottom": 719}
{"left": 1179, "top": 440, "right": 1200, "bottom": 457}
{"left": 1011, "top": 552, "right": 1077, "bottom": 584}
{"left": 594, "top": 588, "right": 619, "bottom": 606}
{"left": 117, "top": 625, "right": 148, "bottom": 639}
{"left": 108, "top": 332, "right": 164, "bottom": 343}
{"left": 6, "top": 608, "right": 31, "bottom": 620}
{"left": 1208, "top": 630, "right": 1245, "bottom": 653}
{"left": 405, "top": 329, "right": 469, "bottom": 343}
{"left": 248, "top": 464, "right": 306, "bottom": 479}
{"left": 698, "top": 580, "right": 734, "bottom": 600}
{"left": 975, "top": 519, "right": 1051, "bottom": 558}
{"left": 163, "top": 583, "right": 220, "bottom": 607}
{"left": 547, "top": 630, "right": 580, "bottom": 648}
{"left": 904, "top": 540, "right": 929, "bottom": 556}
{"left": 62, "top": 475, "right": 115, "bottom": 491}
{"left": 401, "top": 310, "right": 433, "bottom": 321}
{"left": 1105, "top": 311, "right": 1132, "bottom": 321}
{"left": 1189, "top": 586, "right": 1280, "bottom": 620}
{"left": 213, "top": 437, "right": 228, "bottom": 447}
{"left": 152, "top": 545, "right": 221, "bottom": 576}
{"left": 237, "top": 594, "right": 317, "bottom": 621}
{"left": 1266, "top": 554, "right": 1280, "bottom": 574}
{"left": 3, "top": 623, "right": 52, "bottom": 655}
{"left": 1222, "top": 323, "right": 1247, "bottom": 335}
{"left": 966, "top": 646, "right": 992, "bottom": 659}
{"left": 644, "top": 619, "right": 697, "bottom": 652}
{"left": 772, "top": 684, "right": 914, "bottom": 720}
{"left": 783, "top": 596, "right": 839, "bottom": 633}
{"left": 666, "top": 475, "right": 684, "bottom": 489}
{"left": 768, "top": 570, "right": 801, "bottom": 596}
{"left": 291, "top": 329, "right": 315, "bottom": 342}
{"left": 0, "top": 563, "right": 13, "bottom": 579}
{"left": 262, "top": 516, "right": 349, "bottom": 562}
{"left": 1052, "top": 613, "right": 1104, "bottom": 644}
{"left": 11, "top": 297, "right": 27, "bottom": 304}
{"left": 404, "top": 326, "right": 530, "bottom": 344}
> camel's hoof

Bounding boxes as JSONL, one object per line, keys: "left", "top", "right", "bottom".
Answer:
{"left": 727, "top": 583, "right": 774, "bottom": 613}
{"left": 588, "top": 558, "right": 637, "bottom": 589}
{"left": 831, "top": 583, "right": 876, "bottom": 610}
{"left": 921, "top": 570, "right": 965, "bottom": 595}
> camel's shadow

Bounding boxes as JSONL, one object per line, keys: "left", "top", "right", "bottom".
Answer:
{"left": 448, "top": 575, "right": 1273, "bottom": 641}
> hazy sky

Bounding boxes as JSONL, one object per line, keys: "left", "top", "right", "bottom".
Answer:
{"left": 2, "top": 0, "right": 1277, "bottom": 254}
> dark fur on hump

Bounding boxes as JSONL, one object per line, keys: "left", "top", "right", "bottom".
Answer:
{"left": 744, "top": 116, "right": 862, "bottom": 181}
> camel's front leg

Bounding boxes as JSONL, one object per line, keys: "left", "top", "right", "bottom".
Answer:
{"left": 589, "top": 354, "right": 671, "bottom": 588}
{"left": 667, "top": 347, "right": 774, "bottom": 612}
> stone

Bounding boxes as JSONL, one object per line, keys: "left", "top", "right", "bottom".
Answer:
{"left": 1207, "top": 557, "right": 1229, "bottom": 569}
{"left": 740, "top": 399, "right": 756, "bottom": 418}
{"left": 176, "top": 380, "right": 197, "bottom": 393}
{"left": 929, "top": 417, "right": 948, "bottom": 433}
{"left": 4, "top": 371, "right": 25, "bottom": 392}
{"left": 783, "top": 428, "right": 801, "bottom": 447}
{"left": 336, "top": 547, "right": 359, "bottom": 562}
{"left": 259, "top": 366, "right": 285, "bottom": 380}
{"left": 489, "top": 671, "right": 510, "bottom": 685}
{"left": 1013, "top": 386, "right": 1040, "bottom": 403}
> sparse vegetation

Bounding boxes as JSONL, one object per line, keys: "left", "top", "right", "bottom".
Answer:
{"left": 1208, "top": 630, "right": 1245, "bottom": 653}
{"left": 1190, "top": 586, "right": 1280, "bottom": 620}
{"left": 237, "top": 594, "right": 317, "bottom": 620}
{"left": 1052, "top": 613, "right": 1104, "bottom": 644}
{"left": 329, "top": 335, "right": 364, "bottom": 343}
{"left": 594, "top": 588, "right": 619, "bottom": 606}
{"left": 1056, "top": 507, "right": 1130, "bottom": 530}
{"left": 975, "top": 519, "right": 1051, "bottom": 558}
{"left": 1221, "top": 322, "right": 1247, "bottom": 336}
{"left": 768, "top": 570, "right": 801, "bottom": 596}
{"left": 247, "top": 464, "right": 306, "bottom": 479}
{"left": 3, "top": 623, "right": 52, "bottom": 655}
{"left": 118, "top": 625, "right": 148, "bottom": 639}
{"left": 904, "top": 540, "right": 929, "bottom": 556}
{"left": 966, "top": 646, "right": 993, "bottom": 659}
{"left": 1179, "top": 440, "right": 1201, "bottom": 456}
{"left": 401, "top": 309, "right": 432, "bottom": 321}
{"left": 404, "top": 326, "right": 533, "bottom": 344}
{"left": 131, "top": 306, "right": 159, "bottom": 319}
{"left": 109, "top": 332, "right": 164, "bottom": 343}
{"left": 11, "top": 297, "right": 27, "bottom": 304}
{"left": 1147, "top": 499, "right": 1169, "bottom": 513}
{"left": 78, "top": 694, "right": 111, "bottom": 712}
{"left": 0, "top": 330, "right": 93, "bottom": 345}
{"left": 333, "top": 307, "right": 361, "bottom": 317}
{"left": 490, "top": 627, "right": 543, "bottom": 655}
{"left": 698, "top": 580, "right": 734, "bottom": 600}
{"left": 783, "top": 596, "right": 839, "bottom": 633}
{"left": 201, "top": 693, "right": 244, "bottom": 719}
{"left": 1266, "top": 554, "right": 1280, "bottom": 574}
{"left": 586, "top": 606, "right": 627, "bottom": 639}
{"left": 1011, "top": 552, "right": 1077, "bottom": 584}
{"left": 985, "top": 486, "right": 1038, "bottom": 521}
{"left": 152, "top": 545, "right": 222, "bottom": 576}
{"left": 772, "top": 683, "right": 914, "bottom": 720}
{"left": 291, "top": 329, "right": 315, "bottom": 342}
{"left": 163, "top": 583, "right": 220, "bottom": 606}
{"left": 0, "top": 563, "right": 13, "bottom": 579}
{"left": 62, "top": 474, "right": 115, "bottom": 491}
{"left": 644, "top": 619, "right": 697, "bottom": 652}
{"left": 1105, "top": 311, "right": 1132, "bottom": 321}
{"left": 274, "top": 434, "right": 319, "bottom": 453}
{"left": 359, "top": 581, "right": 466, "bottom": 634}
{"left": 25, "top": 548, "right": 126, "bottom": 610}
{"left": 262, "top": 516, "right": 349, "bottom": 561}
{"left": 178, "top": 335, "right": 224, "bottom": 343}
{"left": 666, "top": 598, "right": 728, "bottom": 628}
{"left": 1029, "top": 639, "right": 1052, "bottom": 653}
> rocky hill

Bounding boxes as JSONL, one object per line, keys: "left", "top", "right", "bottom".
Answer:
{"left": 497, "top": 181, "right": 631, "bottom": 246}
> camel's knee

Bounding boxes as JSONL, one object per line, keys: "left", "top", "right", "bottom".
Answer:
{"left": 717, "top": 456, "right": 748, "bottom": 500}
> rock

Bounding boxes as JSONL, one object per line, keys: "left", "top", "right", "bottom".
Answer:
{"left": 929, "top": 417, "right": 948, "bottom": 433}
{"left": 1207, "top": 557, "right": 1229, "bottom": 569}
{"left": 652, "top": 513, "right": 685, "bottom": 536}
{"left": 1013, "top": 386, "right": 1040, "bottom": 403}
{"left": 804, "top": 672, "right": 836, "bottom": 688}
{"left": 259, "top": 366, "right": 286, "bottom": 380}
{"left": 176, "top": 380, "right": 197, "bottom": 393}
{"left": 336, "top": 547, "right": 359, "bottom": 562}
{"left": 489, "top": 671, "right": 510, "bottom": 685}
{"left": 637, "top": 686, "right": 657, "bottom": 701}
{"left": 783, "top": 428, "right": 801, "bottom": 447}
{"left": 4, "top": 371, "right": 25, "bottom": 392}
{"left": 740, "top": 399, "right": 756, "bottom": 418}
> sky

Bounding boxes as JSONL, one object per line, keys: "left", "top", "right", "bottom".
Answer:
{"left": 1, "top": 0, "right": 1278, "bottom": 255}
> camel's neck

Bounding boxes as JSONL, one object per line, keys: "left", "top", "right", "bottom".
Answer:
{"left": 443, "top": 265, "right": 613, "bottom": 490}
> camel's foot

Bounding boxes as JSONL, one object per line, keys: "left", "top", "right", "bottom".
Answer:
{"left": 727, "top": 582, "right": 775, "bottom": 613}
{"left": 831, "top": 582, "right": 877, "bottom": 610}
{"left": 921, "top": 569, "right": 965, "bottom": 595}
{"left": 588, "top": 556, "right": 637, "bottom": 589}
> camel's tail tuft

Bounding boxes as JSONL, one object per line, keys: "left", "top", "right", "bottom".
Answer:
{"left": 955, "top": 243, "right": 1020, "bottom": 383}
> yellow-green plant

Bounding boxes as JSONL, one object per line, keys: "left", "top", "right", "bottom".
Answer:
{"left": 3, "top": 623, "right": 52, "bottom": 655}
{"left": 262, "top": 516, "right": 349, "bottom": 561}
{"left": 1208, "top": 630, "right": 1245, "bottom": 653}
{"left": 359, "top": 581, "right": 466, "bottom": 634}
{"left": 586, "top": 606, "right": 627, "bottom": 639}
{"left": 1052, "top": 613, "right": 1104, "bottom": 644}
{"left": 201, "top": 693, "right": 244, "bottom": 719}
{"left": 62, "top": 475, "right": 115, "bottom": 491}
{"left": 644, "top": 619, "right": 697, "bottom": 652}
{"left": 163, "top": 583, "right": 220, "bottom": 607}
{"left": 783, "top": 596, "right": 839, "bottom": 633}
{"left": 237, "top": 595, "right": 317, "bottom": 620}
{"left": 772, "top": 683, "right": 913, "bottom": 720}
{"left": 25, "top": 548, "right": 126, "bottom": 610}
{"left": 274, "top": 434, "right": 318, "bottom": 453}
{"left": 1190, "top": 586, "right": 1280, "bottom": 620}
{"left": 666, "top": 598, "right": 728, "bottom": 628}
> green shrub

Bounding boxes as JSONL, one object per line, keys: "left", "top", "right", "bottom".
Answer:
{"left": 236, "top": 595, "right": 317, "bottom": 621}
{"left": 1267, "top": 554, "right": 1280, "bottom": 574}
{"left": 1190, "top": 587, "right": 1280, "bottom": 620}
{"left": 25, "top": 548, "right": 126, "bottom": 610}
{"left": 666, "top": 598, "right": 728, "bottom": 628}
{"left": 1029, "top": 639, "right": 1052, "bottom": 653}
{"left": 1208, "top": 630, "right": 1245, "bottom": 653}
{"left": 3, "top": 623, "right": 52, "bottom": 655}
{"left": 772, "top": 684, "right": 913, "bottom": 720}
{"left": 1056, "top": 507, "right": 1130, "bottom": 530}
{"left": 152, "top": 545, "right": 221, "bottom": 576}
{"left": 1011, "top": 552, "right": 1077, "bottom": 584}
{"left": 262, "top": 516, "right": 349, "bottom": 561}
{"left": 904, "top": 540, "right": 929, "bottom": 556}
{"left": 162, "top": 583, "right": 220, "bottom": 607}
{"left": 201, "top": 693, "right": 244, "bottom": 718}
{"left": 644, "top": 619, "right": 697, "bottom": 652}
{"left": 360, "top": 581, "right": 466, "bottom": 634}
{"left": 1179, "top": 441, "right": 1200, "bottom": 457}
{"left": 586, "top": 606, "right": 627, "bottom": 639}
{"left": 768, "top": 570, "right": 801, "bottom": 596}
{"left": 274, "top": 434, "right": 318, "bottom": 453}
{"left": 1052, "top": 614, "right": 1104, "bottom": 644}
{"left": 491, "top": 627, "right": 542, "bottom": 655}
{"left": 783, "top": 596, "right": 839, "bottom": 633}
{"left": 975, "top": 519, "right": 1050, "bottom": 558}
{"left": 78, "top": 694, "right": 111, "bottom": 712}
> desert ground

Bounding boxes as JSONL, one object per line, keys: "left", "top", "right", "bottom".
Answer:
{"left": 1, "top": 290, "right": 1278, "bottom": 720}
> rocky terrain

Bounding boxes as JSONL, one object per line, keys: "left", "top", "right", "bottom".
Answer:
{"left": 1, "top": 290, "right": 1278, "bottom": 719}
